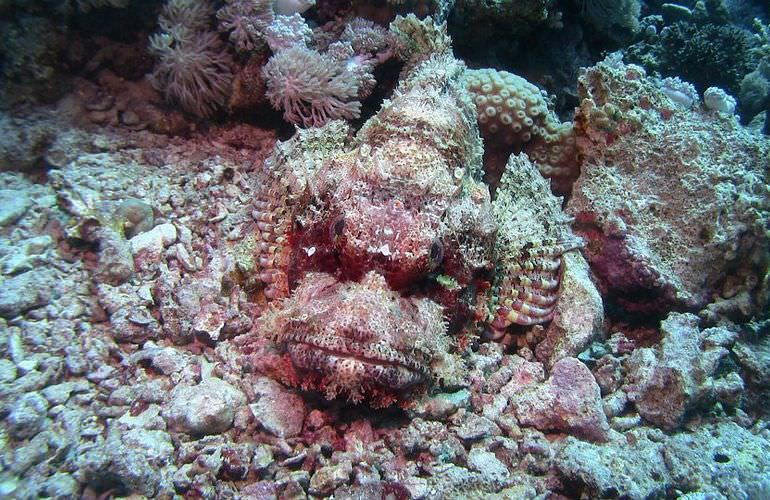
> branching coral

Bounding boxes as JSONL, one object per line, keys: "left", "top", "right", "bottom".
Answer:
{"left": 262, "top": 45, "right": 364, "bottom": 127}
{"left": 626, "top": 21, "right": 760, "bottom": 96}
{"left": 149, "top": 0, "right": 234, "bottom": 118}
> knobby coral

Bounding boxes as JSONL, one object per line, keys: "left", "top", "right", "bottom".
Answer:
{"left": 463, "top": 68, "right": 579, "bottom": 195}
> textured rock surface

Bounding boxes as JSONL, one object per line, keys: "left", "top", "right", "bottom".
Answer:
{"left": 0, "top": 269, "right": 56, "bottom": 318}
{"left": 0, "top": 189, "right": 30, "bottom": 226}
{"left": 556, "top": 422, "right": 770, "bottom": 499}
{"left": 248, "top": 377, "right": 306, "bottom": 438}
{"left": 163, "top": 378, "right": 247, "bottom": 435}
{"left": 567, "top": 56, "right": 770, "bottom": 317}
{"left": 508, "top": 357, "right": 610, "bottom": 441}
{"left": 624, "top": 313, "right": 740, "bottom": 429}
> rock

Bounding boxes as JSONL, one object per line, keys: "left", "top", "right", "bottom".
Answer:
{"left": 508, "top": 357, "right": 610, "bottom": 441}
{"left": 624, "top": 313, "right": 739, "bottom": 429}
{"left": 401, "top": 418, "right": 466, "bottom": 463}
{"left": 663, "top": 422, "right": 770, "bottom": 497}
{"left": 7, "top": 391, "right": 50, "bottom": 439}
{"left": 309, "top": 460, "right": 353, "bottom": 496}
{"left": 129, "top": 222, "right": 177, "bottom": 262}
{"left": 41, "top": 382, "right": 73, "bottom": 405}
{"left": 249, "top": 377, "right": 306, "bottom": 438}
{"left": 0, "top": 269, "right": 56, "bottom": 318}
{"left": 118, "top": 403, "right": 166, "bottom": 430}
{"left": 0, "top": 358, "right": 17, "bottom": 383}
{"left": 1, "top": 234, "right": 54, "bottom": 275}
{"left": 536, "top": 251, "right": 604, "bottom": 368}
{"left": 241, "top": 481, "right": 278, "bottom": 499}
{"left": 733, "top": 327, "right": 770, "bottom": 414}
{"left": 467, "top": 448, "right": 509, "bottom": 482}
{"left": 454, "top": 413, "right": 502, "bottom": 442}
{"left": 566, "top": 57, "right": 770, "bottom": 317}
{"left": 0, "top": 189, "right": 30, "bottom": 226}
{"left": 163, "top": 377, "right": 246, "bottom": 435}
{"left": 42, "top": 473, "right": 79, "bottom": 499}
{"left": 74, "top": 426, "right": 168, "bottom": 497}
{"left": 555, "top": 430, "right": 671, "bottom": 499}
{"left": 94, "top": 227, "right": 135, "bottom": 285}
{"left": 11, "top": 431, "right": 50, "bottom": 473}
{"left": 129, "top": 344, "right": 191, "bottom": 375}
{"left": 122, "top": 428, "right": 174, "bottom": 463}
{"left": 251, "top": 444, "right": 274, "bottom": 475}
{"left": 408, "top": 389, "right": 471, "bottom": 421}
{"left": 556, "top": 422, "right": 770, "bottom": 499}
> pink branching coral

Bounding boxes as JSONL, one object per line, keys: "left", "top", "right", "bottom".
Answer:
{"left": 149, "top": 0, "right": 234, "bottom": 118}
{"left": 262, "top": 45, "right": 364, "bottom": 127}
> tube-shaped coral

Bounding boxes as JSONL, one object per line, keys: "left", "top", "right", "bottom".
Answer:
{"left": 216, "top": 0, "right": 274, "bottom": 53}
{"left": 262, "top": 45, "right": 363, "bottom": 127}
{"left": 149, "top": 30, "right": 233, "bottom": 118}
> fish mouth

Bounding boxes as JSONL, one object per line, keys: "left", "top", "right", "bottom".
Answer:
{"left": 280, "top": 331, "right": 429, "bottom": 389}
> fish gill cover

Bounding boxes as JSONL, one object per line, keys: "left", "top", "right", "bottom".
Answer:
{"left": 0, "top": 0, "right": 769, "bottom": 498}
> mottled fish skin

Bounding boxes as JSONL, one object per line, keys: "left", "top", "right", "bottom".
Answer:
{"left": 243, "top": 46, "right": 580, "bottom": 407}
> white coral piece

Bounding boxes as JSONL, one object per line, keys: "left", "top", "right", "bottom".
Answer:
{"left": 704, "top": 87, "right": 737, "bottom": 115}
{"left": 264, "top": 13, "right": 313, "bottom": 52}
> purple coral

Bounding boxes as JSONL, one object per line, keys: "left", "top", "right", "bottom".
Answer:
{"left": 149, "top": 31, "right": 234, "bottom": 118}
{"left": 216, "top": 0, "right": 274, "bottom": 53}
{"left": 262, "top": 45, "right": 363, "bottom": 127}
{"left": 149, "top": 0, "right": 233, "bottom": 118}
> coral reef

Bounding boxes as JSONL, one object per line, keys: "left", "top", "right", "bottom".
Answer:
{"left": 2, "top": 2, "right": 770, "bottom": 499}
{"left": 626, "top": 20, "right": 760, "bottom": 97}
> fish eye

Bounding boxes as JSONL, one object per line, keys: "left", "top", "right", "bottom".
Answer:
{"left": 429, "top": 239, "right": 444, "bottom": 266}
{"left": 330, "top": 217, "right": 345, "bottom": 239}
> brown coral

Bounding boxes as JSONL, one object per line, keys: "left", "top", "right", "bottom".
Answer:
{"left": 463, "top": 68, "right": 580, "bottom": 195}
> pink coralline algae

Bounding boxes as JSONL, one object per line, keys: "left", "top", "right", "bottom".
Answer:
{"left": 237, "top": 22, "right": 582, "bottom": 407}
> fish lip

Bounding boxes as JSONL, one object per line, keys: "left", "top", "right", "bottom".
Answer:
{"left": 279, "top": 330, "right": 430, "bottom": 380}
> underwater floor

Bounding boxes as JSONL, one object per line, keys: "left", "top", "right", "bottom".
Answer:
{"left": 1, "top": 0, "right": 770, "bottom": 499}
